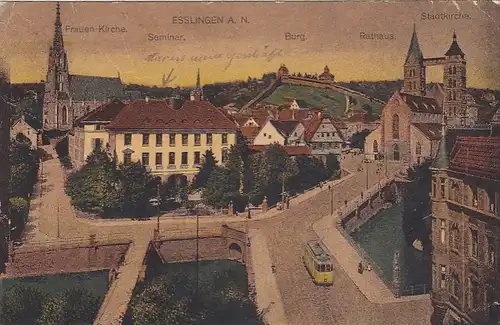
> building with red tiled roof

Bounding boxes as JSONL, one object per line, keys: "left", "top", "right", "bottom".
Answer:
{"left": 105, "top": 98, "right": 237, "bottom": 181}
{"left": 69, "top": 96, "right": 238, "bottom": 182}
{"left": 430, "top": 134, "right": 500, "bottom": 325}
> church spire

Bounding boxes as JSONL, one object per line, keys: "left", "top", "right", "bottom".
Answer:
{"left": 52, "top": 2, "right": 64, "bottom": 50}
{"left": 190, "top": 68, "right": 203, "bottom": 101}
{"left": 445, "top": 31, "right": 464, "bottom": 58}
{"left": 196, "top": 68, "right": 201, "bottom": 89}
{"left": 405, "top": 24, "right": 423, "bottom": 64}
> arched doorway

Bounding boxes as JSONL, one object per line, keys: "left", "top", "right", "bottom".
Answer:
{"left": 393, "top": 144, "right": 400, "bottom": 161}
{"left": 228, "top": 243, "right": 243, "bottom": 260}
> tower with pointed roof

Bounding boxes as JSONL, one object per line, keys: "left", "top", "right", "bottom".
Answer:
{"left": 442, "top": 32, "right": 467, "bottom": 124}
{"left": 403, "top": 25, "right": 426, "bottom": 97}
{"left": 42, "top": 2, "right": 70, "bottom": 130}
{"left": 190, "top": 68, "right": 203, "bottom": 101}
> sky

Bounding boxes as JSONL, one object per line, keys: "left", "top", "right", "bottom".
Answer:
{"left": 0, "top": 1, "right": 499, "bottom": 88}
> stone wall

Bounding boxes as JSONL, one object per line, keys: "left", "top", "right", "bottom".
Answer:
{"left": 5, "top": 242, "right": 130, "bottom": 277}
{"left": 340, "top": 182, "right": 397, "bottom": 234}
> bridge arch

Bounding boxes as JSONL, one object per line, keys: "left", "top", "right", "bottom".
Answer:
{"left": 228, "top": 242, "right": 243, "bottom": 260}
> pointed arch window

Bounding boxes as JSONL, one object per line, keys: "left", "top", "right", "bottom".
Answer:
{"left": 61, "top": 106, "right": 68, "bottom": 124}
{"left": 392, "top": 144, "right": 400, "bottom": 161}
{"left": 452, "top": 66, "right": 456, "bottom": 74}
{"left": 449, "top": 66, "right": 453, "bottom": 75}
{"left": 392, "top": 114, "right": 399, "bottom": 139}
{"left": 452, "top": 91, "right": 456, "bottom": 101}
{"left": 416, "top": 141, "right": 422, "bottom": 156}
{"left": 453, "top": 80, "right": 457, "bottom": 88}
{"left": 449, "top": 79, "right": 453, "bottom": 87}
{"left": 373, "top": 140, "right": 379, "bottom": 153}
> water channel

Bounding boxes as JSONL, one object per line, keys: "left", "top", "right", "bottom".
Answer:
{"left": 350, "top": 203, "right": 431, "bottom": 294}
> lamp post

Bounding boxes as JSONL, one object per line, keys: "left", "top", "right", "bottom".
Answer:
{"left": 365, "top": 161, "right": 369, "bottom": 190}
{"left": 149, "top": 182, "right": 161, "bottom": 236}
{"left": 57, "top": 197, "right": 60, "bottom": 238}
{"left": 329, "top": 185, "right": 335, "bottom": 215}
{"left": 195, "top": 211, "right": 200, "bottom": 298}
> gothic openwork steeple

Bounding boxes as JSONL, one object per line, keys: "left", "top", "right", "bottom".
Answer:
{"left": 403, "top": 24, "right": 426, "bottom": 97}
{"left": 190, "top": 68, "right": 203, "bottom": 101}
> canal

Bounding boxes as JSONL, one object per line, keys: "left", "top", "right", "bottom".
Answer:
{"left": 350, "top": 203, "right": 431, "bottom": 294}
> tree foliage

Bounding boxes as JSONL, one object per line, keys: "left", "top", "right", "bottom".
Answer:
{"left": 402, "top": 158, "right": 432, "bottom": 250}
{"left": 65, "top": 147, "right": 119, "bottom": 215}
{"left": 127, "top": 271, "right": 264, "bottom": 325}
{"left": 38, "top": 288, "right": 100, "bottom": 325}
{"left": 0, "top": 285, "right": 100, "bottom": 325}
{"left": 117, "top": 162, "right": 157, "bottom": 216}
{"left": 0, "top": 285, "right": 46, "bottom": 325}
{"left": 349, "top": 129, "right": 371, "bottom": 150}
{"left": 9, "top": 135, "right": 39, "bottom": 198}
{"left": 192, "top": 150, "right": 217, "bottom": 189}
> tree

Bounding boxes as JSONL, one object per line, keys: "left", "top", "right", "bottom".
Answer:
{"left": 9, "top": 197, "right": 29, "bottom": 238}
{"left": 289, "top": 156, "right": 328, "bottom": 193}
{"left": 402, "top": 158, "right": 432, "bottom": 251}
{"left": 9, "top": 136, "right": 39, "bottom": 197}
{"left": 349, "top": 129, "right": 371, "bottom": 150}
{"left": 38, "top": 288, "right": 100, "bottom": 325}
{"left": 193, "top": 150, "right": 217, "bottom": 189}
{"left": 325, "top": 153, "right": 340, "bottom": 179}
{"left": 202, "top": 166, "right": 241, "bottom": 209}
{"left": 65, "top": 147, "right": 119, "bottom": 214}
{"left": 0, "top": 285, "right": 46, "bottom": 325}
{"left": 116, "top": 162, "right": 156, "bottom": 216}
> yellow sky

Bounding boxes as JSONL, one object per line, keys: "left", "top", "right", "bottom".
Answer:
{"left": 0, "top": 2, "right": 499, "bottom": 88}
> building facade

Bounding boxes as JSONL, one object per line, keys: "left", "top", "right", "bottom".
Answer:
{"left": 68, "top": 99, "right": 125, "bottom": 169}
{"left": 10, "top": 116, "right": 39, "bottom": 148}
{"left": 43, "top": 3, "right": 124, "bottom": 131}
{"left": 105, "top": 98, "right": 237, "bottom": 182}
{"left": 430, "top": 134, "right": 500, "bottom": 325}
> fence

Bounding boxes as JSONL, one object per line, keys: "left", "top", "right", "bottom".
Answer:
{"left": 401, "top": 283, "right": 430, "bottom": 296}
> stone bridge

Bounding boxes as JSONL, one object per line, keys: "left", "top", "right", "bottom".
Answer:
{"left": 338, "top": 179, "right": 402, "bottom": 233}
{"left": 94, "top": 224, "right": 249, "bottom": 325}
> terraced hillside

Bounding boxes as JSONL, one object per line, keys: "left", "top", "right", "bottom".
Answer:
{"left": 262, "top": 84, "right": 384, "bottom": 117}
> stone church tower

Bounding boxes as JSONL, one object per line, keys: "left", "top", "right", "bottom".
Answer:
{"left": 403, "top": 25, "right": 426, "bottom": 97}
{"left": 43, "top": 2, "right": 71, "bottom": 131}
{"left": 442, "top": 32, "right": 467, "bottom": 125}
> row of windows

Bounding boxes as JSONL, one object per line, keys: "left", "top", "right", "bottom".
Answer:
{"left": 124, "top": 133, "right": 228, "bottom": 147}
{"left": 436, "top": 218, "right": 496, "bottom": 267}
{"left": 123, "top": 149, "right": 230, "bottom": 167}
{"left": 434, "top": 264, "right": 487, "bottom": 310}
{"left": 432, "top": 177, "right": 497, "bottom": 214}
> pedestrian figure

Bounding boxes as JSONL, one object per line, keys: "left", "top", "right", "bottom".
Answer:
{"left": 344, "top": 199, "right": 348, "bottom": 206}
{"left": 319, "top": 182, "right": 323, "bottom": 189}
{"left": 358, "top": 261, "right": 364, "bottom": 274}
{"left": 367, "top": 264, "right": 372, "bottom": 272}
{"left": 361, "top": 192, "right": 364, "bottom": 200}
{"left": 328, "top": 184, "right": 331, "bottom": 191}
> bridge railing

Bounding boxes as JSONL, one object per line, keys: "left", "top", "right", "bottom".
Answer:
{"left": 401, "top": 283, "right": 430, "bottom": 296}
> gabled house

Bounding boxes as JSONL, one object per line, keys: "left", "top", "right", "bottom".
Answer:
{"left": 10, "top": 115, "right": 39, "bottom": 148}
{"left": 304, "top": 116, "right": 345, "bottom": 156}
{"left": 253, "top": 120, "right": 305, "bottom": 146}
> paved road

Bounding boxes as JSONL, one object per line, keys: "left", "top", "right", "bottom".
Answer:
{"left": 253, "top": 154, "right": 432, "bottom": 325}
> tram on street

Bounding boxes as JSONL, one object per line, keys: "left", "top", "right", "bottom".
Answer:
{"left": 302, "top": 240, "right": 334, "bottom": 285}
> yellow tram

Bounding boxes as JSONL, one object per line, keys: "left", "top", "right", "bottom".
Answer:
{"left": 302, "top": 240, "right": 334, "bottom": 285}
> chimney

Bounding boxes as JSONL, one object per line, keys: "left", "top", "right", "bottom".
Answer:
{"left": 169, "top": 96, "right": 184, "bottom": 110}
{"left": 145, "top": 96, "right": 149, "bottom": 103}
